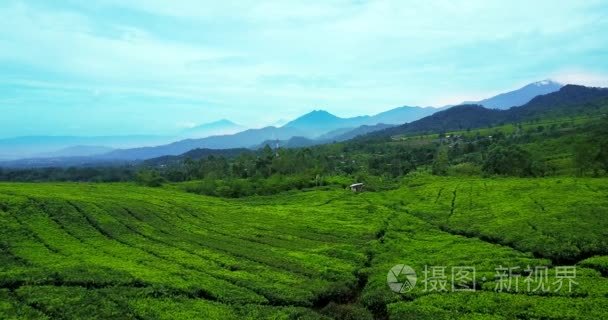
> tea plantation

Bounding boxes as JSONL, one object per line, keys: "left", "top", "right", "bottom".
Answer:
{"left": 0, "top": 176, "right": 607, "bottom": 319}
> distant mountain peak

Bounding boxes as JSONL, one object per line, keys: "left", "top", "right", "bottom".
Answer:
{"left": 463, "top": 80, "right": 564, "bottom": 110}
{"left": 284, "top": 110, "right": 341, "bottom": 126}
{"left": 301, "top": 109, "right": 338, "bottom": 118}
{"left": 214, "top": 119, "right": 237, "bottom": 125}
{"left": 192, "top": 119, "right": 238, "bottom": 127}
{"left": 532, "top": 79, "right": 561, "bottom": 87}
{"left": 183, "top": 119, "right": 245, "bottom": 138}
{"left": 528, "top": 79, "right": 564, "bottom": 88}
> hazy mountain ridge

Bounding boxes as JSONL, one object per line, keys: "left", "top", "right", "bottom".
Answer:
{"left": 88, "top": 106, "right": 440, "bottom": 160}
{"left": 141, "top": 84, "right": 608, "bottom": 168}
{"left": 33, "top": 145, "right": 115, "bottom": 158}
{"left": 101, "top": 126, "right": 306, "bottom": 160}
{"left": 249, "top": 123, "right": 395, "bottom": 150}
{"left": 463, "top": 80, "right": 563, "bottom": 109}
{"left": 282, "top": 110, "right": 364, "bottom": 137}
{"left": 370, "top": 106, "right": 438, "bottom": 123}
{"left": 282, "top": 107, "right": 436, "bottom": 137}
{"left": 182, "top": 119, "right": 246, "bottom": 138}
{"left": 0, "top": 135, "right": 174, "bottom": 160}
{"left": 324, "top": 123, "right": 396, "bottom": 141}
{"left": 256, "top": 136, "right": 318, "bottom": 149}
{"left": 374, "top": 85, "right": 608, "bottom": 138}
{"left": 1, "top": 80, "right": 593, "bottom": 165}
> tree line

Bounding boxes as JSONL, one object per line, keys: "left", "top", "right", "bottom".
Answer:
{"left": 1, "top": 116, "right": 606, "bottom": 197}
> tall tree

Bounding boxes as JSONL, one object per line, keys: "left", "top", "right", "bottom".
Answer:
{"left": 432, "top": 145, "right": 449, "bottom": 176}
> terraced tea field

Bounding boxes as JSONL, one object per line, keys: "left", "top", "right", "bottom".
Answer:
{"left": 0, "top": 177, "right": 607, "bottom": 319}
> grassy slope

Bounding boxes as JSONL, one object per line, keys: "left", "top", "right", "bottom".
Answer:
{"left": 0, "top": 183, "right": 383, "bottom": 319}
{"left": 392, "top": 114, "right": 605, "bottom": 175}
{"left": 0, "top": 177, "right": 607, "bottom": 319}
{"left": 361, "top": 176, "right": 608, "bottom": 319}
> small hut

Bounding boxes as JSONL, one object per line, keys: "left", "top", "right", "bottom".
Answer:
{"left": 349, "top": 183, "right": 364, "bottom": 193}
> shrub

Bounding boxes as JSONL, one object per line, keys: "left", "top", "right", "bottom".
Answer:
{"left": 482, "top": 144, "right": 531, "bottom": 176}
{"left": 135, "top": 169, "right": 165, "bottom": 187}
{"left": 321, "top": 302, "right": 373, "bottom": 320}
{"left": 447, "top": 162, "right": 482, "bottom": 176}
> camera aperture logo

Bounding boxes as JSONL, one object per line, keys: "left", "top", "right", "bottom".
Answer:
{"left": 387, "top": 264, "right": 417, "bottom": 293}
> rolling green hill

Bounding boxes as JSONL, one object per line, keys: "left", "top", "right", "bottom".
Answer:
{"left": 1, "top": 176, "right": 607, "bottom": 319}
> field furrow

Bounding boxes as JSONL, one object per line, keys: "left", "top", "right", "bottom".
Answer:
{"left": 1, "top": 178, "right": 607, "bottom": 319}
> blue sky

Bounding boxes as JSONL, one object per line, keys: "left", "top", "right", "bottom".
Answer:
{"left": 1, "top": 0, "right": 608, "bottom": 137}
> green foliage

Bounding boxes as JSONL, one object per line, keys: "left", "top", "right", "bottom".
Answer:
{"left": 321, "top": 302, "right": 373, "bottom": 320}
{"left": 580, "top": 256, "right": 608, "bottom": 276}
{"left": 0, "top": 176, "right": 606, "bottom": 319}
{"left": 482, "top": 144, "right": 531, "bottom": 176}
{"left": 135, "top": 169, "right": 165, "bottom": 187}
{"left": 3, "top": 115, "right": 608, "bottom": 196}
{"left": 432, "top": 145, "right": 450, "bottom": 175}
{"left": 0, "top": 183, "right": 382, "bottom": 319}
{"left": 447, "top": 162, "right": 481, "bottom": 176}
{"left": 359, "top": 176, "right": 608, "bottom": 319}
{"left": 573, "top": 117, "right": 608, "bottom": 176}
{"left": 0, "top": 166, "right": 135, "bottom": 182}
{"left": 388, "top": 292, "right": 608, "bottom": 320}
{"left": 385, "top": 176, "right": 608, "bottom": 263}
{"left": 180, "top": 174, "right": 341, "bottom": 198}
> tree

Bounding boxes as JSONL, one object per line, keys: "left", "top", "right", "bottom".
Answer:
{"left": 591, "top": 117, "right": 608, "bottom": 174}
{"left": 482, "top": 144, "right": 531, "bottom": 176}
{"left": 574, "top": 141, "right": 599, "bottom": 176}
{"left": 135, "top": 169, "right": 165, "bottom": 187}
{"left": 432, "top": 146, "right": 449, "bottom": 176}
{"left": 183, "top": 157, "right": 198, "bottom": 180}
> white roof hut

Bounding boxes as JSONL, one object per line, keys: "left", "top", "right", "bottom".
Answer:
{"left": 349, "top": 183, "right": 364, "bottom": 192}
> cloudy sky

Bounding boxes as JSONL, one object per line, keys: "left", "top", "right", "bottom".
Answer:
{"left": 1, "top": 0, "right": 607, "bottom": 137}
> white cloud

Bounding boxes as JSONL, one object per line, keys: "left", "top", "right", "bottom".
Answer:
{"left": 1, "top": 0, "right": 607, "bottom": 135}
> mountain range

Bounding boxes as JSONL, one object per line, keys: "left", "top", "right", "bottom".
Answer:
{"left": 141, "top": 84, "right": 608, "bottom": 165}
{"left": 374, "top": 85, "right": 608, "bottom": 138}
{"left": 255, "top": 123, "right": 396, "bottom": 150}
{"left": 100, "top": 126, "right": 307, "bottom": 160}
{"left": 0, "top": 79, "right": 586, "bottom": 165}
{"left": 33, "top": 145, "right": 115, "bottom": 158}
{"left": 283, "top": 107, "right": 438, "bottom": 137}
{"left": 99, "top": 106, "right": 439, "bottom": 160}
{"left": 0, "top": 135, "right": 174, "bottom": 160}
